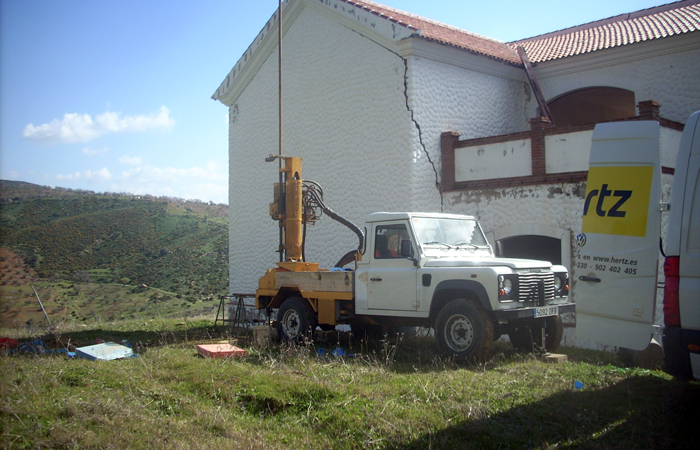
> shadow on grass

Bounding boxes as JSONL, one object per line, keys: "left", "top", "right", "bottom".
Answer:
{"left": 386, "top": 375, "right": 700, "bottom": 449}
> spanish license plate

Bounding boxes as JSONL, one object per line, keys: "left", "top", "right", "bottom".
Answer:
{"left": 534, "top": 305, "right": 558, "bottom": 318}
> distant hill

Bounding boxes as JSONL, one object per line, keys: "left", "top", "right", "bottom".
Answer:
{"left": 0, "top": 180, "right": 229, "bottom": 327}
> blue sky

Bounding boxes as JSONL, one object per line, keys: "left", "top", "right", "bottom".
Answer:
{"left": 0, "top": 0, "right": 664, "bottom": 204}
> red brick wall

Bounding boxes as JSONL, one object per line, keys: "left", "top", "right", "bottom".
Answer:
{"left": 440, "top": 100, "right": 683, "bottom": 192}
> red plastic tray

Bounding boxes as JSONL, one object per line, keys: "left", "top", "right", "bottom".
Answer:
{"left": 196, "top": 343, "right": 247, "bottom": 359}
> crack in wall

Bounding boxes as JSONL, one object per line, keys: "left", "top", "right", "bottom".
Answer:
{"left": 343, "top": 26, "right": 444, "bottom": 211}
{"left": 402, "top": 58, "right": 444, "bottom": 212}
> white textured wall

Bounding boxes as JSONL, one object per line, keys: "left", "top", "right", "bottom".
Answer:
{"left": 405, "top": 56, "right": 529, "bottom": 208}
{"left": 455, "top": 139, "right": 531, "bottom": 182}
{"left": 661, "top": 126, "right": 682, "bottom": 169}
{"left": 545, "top": 130, "right": 593, "bottom": 173}
{"left": 228, "top": 6, "right": 418, "bottom": 293}
{"left": 444, "top": 183, "right": 586, "bottom": 269}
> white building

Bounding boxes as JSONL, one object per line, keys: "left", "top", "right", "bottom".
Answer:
{"left": 213, "top": 0, "right": 700, "bottom": 299}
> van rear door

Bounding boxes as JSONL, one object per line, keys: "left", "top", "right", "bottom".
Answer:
{"left": 575, "top": 121, "right": 661, "bottom": 350}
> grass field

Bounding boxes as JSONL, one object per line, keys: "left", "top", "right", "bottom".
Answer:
{"left": 1, "top": 317, "right": 698, "bottom": 449}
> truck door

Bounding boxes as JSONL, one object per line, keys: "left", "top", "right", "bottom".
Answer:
{"left": 367, "top": 222, "right": 418, "bottom": 311}
{"left": 575, "top": 121, "right": 661, "bottom": 350}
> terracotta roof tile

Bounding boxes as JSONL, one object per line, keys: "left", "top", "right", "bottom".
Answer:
{"left": 349, "top": 0, "right": 699, "bottom": 64}
{"left": 509, "top": 0, "right": 700, "bottom": 63}
{"left": 343, "top": 0, "right": 521, "bottom": 64}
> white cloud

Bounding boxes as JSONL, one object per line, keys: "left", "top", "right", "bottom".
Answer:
{"left": 48, "top": 159, "right": 227, "bottom": 204}
{"left": 23, "top": 106, "right": 175, "bottom": 145}
{"left": 118, "top": 155, "right": 143, "bottom": 166}
{"left": 114, "top": 160, "right": 228, "bottom": 203}
{"left": 120, "top": 164, "right": 227, "bottom": 184}
{"left": 82, "top": 146, "right": 110, "bottom": 156}
{"left": 56, "top": 168, "right": 113, "bottom": 182}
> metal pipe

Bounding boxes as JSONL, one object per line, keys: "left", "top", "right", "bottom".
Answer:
{"left": 31, "top": 284, "right": 52, "bottom": 328}
{"left": 278, "top": 0, "right": 285, "bottom": 261}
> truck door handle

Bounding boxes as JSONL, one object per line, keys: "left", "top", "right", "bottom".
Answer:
{"left": 579, "top": 276, "right": 601, "bottom": 283}
{"left": 370, "top": 278, "right": 382, "bottom": 282}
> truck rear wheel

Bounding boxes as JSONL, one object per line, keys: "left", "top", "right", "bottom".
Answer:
{"left": 508, "top": 316, "right": 563, "bottom": 352}
{"left": 435, "top": 299, "right": 493, "bottom": 360}
{"left": 276, "top": 297, "right": 316, "bottom": 343}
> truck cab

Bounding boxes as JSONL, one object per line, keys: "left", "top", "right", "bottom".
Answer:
{"left": 353, "top": 212, "right": 573, "bottom": 359}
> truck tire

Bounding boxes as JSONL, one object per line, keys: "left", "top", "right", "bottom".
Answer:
{"left": 435, "top": 299, "right": 493, "bottom": 360}
{"left": 276, "top": 297, "right": 316, "bottom": 343}
{"left": 508, "top": 316, "right": 563, "bottom": 352}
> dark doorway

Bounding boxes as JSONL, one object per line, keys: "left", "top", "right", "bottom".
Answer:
{"left": 498, "top": 235, "right": 561, "bottom": 265}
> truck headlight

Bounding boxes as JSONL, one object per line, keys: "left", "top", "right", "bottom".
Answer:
{"left": 502, "top": 278, "right": 513, "bottom": 295}
{"left": 499, "top": 275, "right": 518, "bottom": 301}
{"left": 554, "top": 272, "right": 569, "bottom": 297}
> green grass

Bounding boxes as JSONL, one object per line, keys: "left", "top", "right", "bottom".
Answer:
{"left": 2, "top": 319, "right": 698, "bottom": 449}
{"left": 0, "top": 279, "right": 220, "bottom": 328}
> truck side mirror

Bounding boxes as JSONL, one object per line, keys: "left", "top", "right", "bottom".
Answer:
{"left": 400, "top": 239, "right": 414, "bottom": 258}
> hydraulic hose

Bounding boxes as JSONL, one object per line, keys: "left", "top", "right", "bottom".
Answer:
{"left": 302, "top": 180, "right": 365, "bottom": 266}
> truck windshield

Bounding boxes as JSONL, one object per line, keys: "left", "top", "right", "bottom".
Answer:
{"left": 411, "top": 217, "right": 489, "bottom": 249}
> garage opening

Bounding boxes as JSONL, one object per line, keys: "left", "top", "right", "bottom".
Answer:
{"left": 547, "top": 87, "right": 636, "bottom": 127}
{"left": 497, "top": 235, "right": 561, "bottom": 265}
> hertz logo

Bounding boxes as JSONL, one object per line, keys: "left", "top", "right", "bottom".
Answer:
{"left": 582, "top": 166, "right": 654, "bottom": 237}
{"left": 584, "top": 184, "right": 632, "bottom": 218}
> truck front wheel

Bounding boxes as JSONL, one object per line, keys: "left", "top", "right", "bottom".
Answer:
{"left": 276, "top": 297, "right": 316, "bottom": 343}
{"left": 435, "top": 299, "right": 493, "bottom": 360}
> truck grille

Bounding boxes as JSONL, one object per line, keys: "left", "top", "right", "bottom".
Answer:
{"left": 517, "top": 272, "right": 555, "bottom": 303}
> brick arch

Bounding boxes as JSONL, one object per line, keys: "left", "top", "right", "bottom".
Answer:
{"left": 547, "top": 87, "right": 636, "bottom": 127}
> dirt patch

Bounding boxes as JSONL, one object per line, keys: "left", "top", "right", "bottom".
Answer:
{"left": 0, "top": 248, "right": 36, "bottom": 287}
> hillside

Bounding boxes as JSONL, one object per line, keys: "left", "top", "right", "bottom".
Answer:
{"left": 0, "top": 180, "right": 229, "bottom": 327}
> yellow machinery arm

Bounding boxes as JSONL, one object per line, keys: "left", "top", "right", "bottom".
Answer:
{"left": 268, "top": 156, "right": 307, "bottom": 263}
{"left": 267, "top": 155, "right": 363, "bottom": 267}
{"left": 258, "top": 154, "right": 363, "bottom": 323}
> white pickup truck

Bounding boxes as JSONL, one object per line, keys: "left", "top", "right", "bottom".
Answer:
{"left": 257, "top": 211, "right": 573, "bottom": 360}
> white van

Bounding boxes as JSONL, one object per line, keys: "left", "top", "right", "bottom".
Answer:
{"left": 663, "top": 110, "right": 700, "bottom": 380}
{"left": 575, "top": 110, "right": 700, "bottom": 381}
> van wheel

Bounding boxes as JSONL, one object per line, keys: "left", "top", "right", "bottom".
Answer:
{"left": 435, "top": 299, "right": 493, "bottom": 360}
{"left": 509, "top": 316, "right": 563, "bottom": 352}
{"left": 276, "top": 297, "right": 316, "bottom": 343}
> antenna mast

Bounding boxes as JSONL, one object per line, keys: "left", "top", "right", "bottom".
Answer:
{"left": 277, "top": 0, "right": 285, "bottom": 261}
